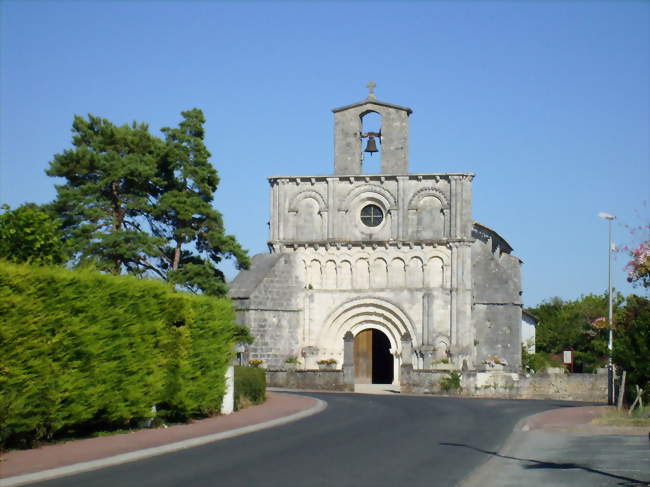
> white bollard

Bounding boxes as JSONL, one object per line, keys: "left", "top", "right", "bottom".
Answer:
{"left": 221, "top": 365, "right": 235, "bottom": 415}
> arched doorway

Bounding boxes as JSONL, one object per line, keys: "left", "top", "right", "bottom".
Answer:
{"left": 354, "top": 329, "right": 394, "bottom": 384}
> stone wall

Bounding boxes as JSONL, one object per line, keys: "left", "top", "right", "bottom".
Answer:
{"left": 471, "top": 224, "right": 523, "bottom": 370}
{"left": 400, "top": 368, "right": 607, "bottom": 403}
{"left": 230, "top": 254, "right": 304, "bottom": 369}
{"left": 266, "top": 370, "right": 352, "bottom": 391}
{"left": 518, "top": 372, "right": 607, "bottom": 402}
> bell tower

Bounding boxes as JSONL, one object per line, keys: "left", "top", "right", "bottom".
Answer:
{"left": 332, "top": 82, "right": 412, "bottom": 175}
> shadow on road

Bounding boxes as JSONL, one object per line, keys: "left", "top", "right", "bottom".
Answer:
{"left": 440, "top": 442, "right": 648, "bottom": 486}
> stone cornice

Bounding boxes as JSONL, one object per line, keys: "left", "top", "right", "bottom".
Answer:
{"left": 268, "top": 173, "right": 474, "bottom": 185}
{"left": 331, "top": 98, "right": 413, "bottom": 115}
{"left": 268, "top": 238, "right": 473, "bottom": 253}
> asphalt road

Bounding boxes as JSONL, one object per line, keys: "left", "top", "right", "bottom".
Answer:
{"left": 30, "top": 393, "right": 586, "bottom": 487}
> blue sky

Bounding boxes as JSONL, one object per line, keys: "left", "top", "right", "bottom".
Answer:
{"left": 1, "top": 1, "right": 648, "bottom": 307}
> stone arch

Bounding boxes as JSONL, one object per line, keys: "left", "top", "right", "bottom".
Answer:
{"left": 294, "top": 197, "right": 322, "bottom": 241}
{"left": 323, "top": 260, "right": 337, "bottom": 289}
{"left": 406, "top": 257, "right": 424, "bottom": 288}
{"left": 338, "top": 260, "right": 352, "bottom": 289}
{"left": 426, "top": 256, "right": 444, "bottom": 288}
{"left": 407, "top": 187, "right": 449, "bottom": 210}
{"left": 360, "top": 110, "right": 382, "bottom": 174}
{"left": 338, "top": 184, "right": 397, "bottom": 212}
{"left": 308, "top": 259, "right": 322, "bottom": 289}
{"left": 389, "top": 258, "right": 406, "bottom": 288}
{"left": 370, "top": 257, "right": 388, "bottom": 289}
{"left": 288, "top": 190, "right": 327, "bottom": 212}
{"left": 353, "top": 258, "right": 370, "bottom": 289}
{"left": 416, "top": 196, "right": 444, "bottom": 240}
{"left": 319, "top": 297, "right": 418, "bottom": 356}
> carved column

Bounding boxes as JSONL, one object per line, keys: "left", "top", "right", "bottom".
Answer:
{"left": 449, "top": 177, "right": 457, "bottom": 238}
{"left": 327, "top": 177, "right": 335, "bottom": 240}
{"left": 422, "top": 292, "right": 434, "bottom": 346}
{"left": 278, "top": 179, "right": 287, "bottom": 242}
{"left": 449, "top": 241, "right": 474, "bottom": 370}
{"left": 397, "top": 176, "right": 408, "bottom": 240}
{"left": 400, "top": 332, "right": 413, "bottom": 391}
{"left": 270, "top": 179, "right": 278, "bottom": 242}
{"left": 343, "top": 331, "right": 355, "bottom": 391}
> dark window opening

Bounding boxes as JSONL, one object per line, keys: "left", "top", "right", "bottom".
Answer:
{"left": 360, "top": 204, "right": 384, "bottom": 227}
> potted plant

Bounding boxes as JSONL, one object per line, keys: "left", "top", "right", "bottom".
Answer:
{"left": 317, "top": 358, "right": 337, "bottom": 370}
{"left": 284, "top": 356, "right": 300, "bottom": 371}
{"left": 248, "top": 359, "right": 263, "bottom": 368}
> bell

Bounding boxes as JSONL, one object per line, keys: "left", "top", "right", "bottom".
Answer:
{"left": 364, "top": 136, "right": 378, "bottom": 154}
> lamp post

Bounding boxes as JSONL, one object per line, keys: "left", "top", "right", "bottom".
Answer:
{"left": 598, "top": 212, "right": 616, "bottom": 405}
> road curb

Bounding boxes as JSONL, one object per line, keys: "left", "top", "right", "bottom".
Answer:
{"left": 0, "top": 396, "right": 327, "bottom": 487}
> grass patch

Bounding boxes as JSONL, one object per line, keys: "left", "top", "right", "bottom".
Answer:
{"left": 593, "top": 406, "right": 650, "bottom": 427}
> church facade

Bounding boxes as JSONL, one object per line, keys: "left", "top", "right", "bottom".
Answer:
{"left": 230, "top": 88, "right": 523, "bottom": 384}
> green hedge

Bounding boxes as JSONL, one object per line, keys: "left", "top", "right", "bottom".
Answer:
{"left": 0, "top": 261, "right": 247, "bottom": 448}
{"left": 234, "top": 366, "right": 266, "bottom": 410}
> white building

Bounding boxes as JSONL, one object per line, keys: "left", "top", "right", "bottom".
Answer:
{"left": 521, "top": 310, "right": 538, "bottom": 354}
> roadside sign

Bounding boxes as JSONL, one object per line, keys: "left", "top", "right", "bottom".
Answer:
{"left": 563, "top": 350, "right": 574, "bottom": 372}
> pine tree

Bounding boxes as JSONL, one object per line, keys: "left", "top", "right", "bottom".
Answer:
{"left": 47, "top": 110, "right": 248, "bottom": 294}
{"left": 47, "top": 114, "right": 164, "bottom": 275}
{"left": 151, "top": 108, "right": 249, "bottom": 295}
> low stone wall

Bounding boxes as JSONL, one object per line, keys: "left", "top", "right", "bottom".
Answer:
{"left": 399, "top": 369, "right": 455, "bottom": 395}
{"left": 266, "top": 369, "right": 353, "bottom": 391}
{"left": 518, "top": 372, "right": 607, "bottom": 402}
{"left": 402, "top": 367, "right": 607, "bottom": 402}
{"left": 268, "top": 367, "right": 607, "bottom": 402}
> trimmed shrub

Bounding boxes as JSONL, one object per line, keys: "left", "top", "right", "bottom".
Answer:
{"left": 0, "top": 261, "right": 248, "bottom": 448}
{"left": 234, "top": 366, "right": 266, "bottom": 410}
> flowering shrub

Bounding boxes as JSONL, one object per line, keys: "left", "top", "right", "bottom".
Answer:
{"left": 591, "top": 317, "right": 609, "bottom": 329}
{"left": 248, "top": 359, "right": 263, "bottom": 368}
{"left": 625, "top": 241, "right": 649, "bottom": 288}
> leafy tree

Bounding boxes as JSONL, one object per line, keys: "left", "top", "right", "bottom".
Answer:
{"left": 613, "top": 295, "right": 649, "bottom": 402}
{"left": 0, "top": 203, "right": 67, "bottom": 265}
{"left": 46, "top": 114, "right": 164, "bottom": 275}
{"left": 46, "top": 110, "right": 248, "bottom": 295}
{"left": 530, "top": 293, "right": 621, "bottom": 372}
{"left": 150, "top": 108, "right": 249, "bottom": 295}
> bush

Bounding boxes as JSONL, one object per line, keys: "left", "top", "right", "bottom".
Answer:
{"left": 0, "top": 261, "right": 248, "bottom": 448}
{"left": 440, "top": 372, "right": 462, "bottom": 393}
{"left": 521, "top": 348, "right": 564, "bottom": 374}
{"left": 234, "top": 366, "right": 266, "bottom": 410}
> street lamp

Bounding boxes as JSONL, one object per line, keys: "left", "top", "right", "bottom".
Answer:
{"left": 598, "top": 211, "right": 616, "bottom": 405}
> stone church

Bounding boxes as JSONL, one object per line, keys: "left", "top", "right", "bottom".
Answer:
{"left": 230, "top": 86, "right": 523, "bottom": 385}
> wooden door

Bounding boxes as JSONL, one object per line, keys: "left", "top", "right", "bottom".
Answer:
{"left": 354, "top": 329, "right": 372, "bottom": 384}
